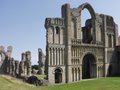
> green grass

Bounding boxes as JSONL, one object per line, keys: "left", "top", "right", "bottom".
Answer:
{"left": 0, "top": 75, "right": 120, "bottom": 90}
{"left": 35, "top": 74, "right": 45, "bottom": 79}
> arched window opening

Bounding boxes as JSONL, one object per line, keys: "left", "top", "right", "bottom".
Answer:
{"left": 81, "top": 9, "right": 92, "bottom": 43}
{"left": 55, "top": 26, "right": 60, "bottom": 34}
{"left": 81, "top": 9, "right": 91, "bottom": 27}
{"left": 108, "top": 34, "right": 112, "bottom": 47}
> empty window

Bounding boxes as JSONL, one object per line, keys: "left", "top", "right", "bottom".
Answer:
{"left": 56, "top": 26, "right": 59, "bottom": 34}
{"left": 108, "top": 34, "right": 112, "bottom": 47}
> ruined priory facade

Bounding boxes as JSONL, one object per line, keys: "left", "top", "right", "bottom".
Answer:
{"left": 45, "top": 3, "right": 119, "bottom": 84}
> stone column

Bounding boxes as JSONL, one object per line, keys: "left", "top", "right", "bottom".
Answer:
{"left": 53, "top": 26, "right": 55, "bottom": 44}
{"left": 61, "top": 49, "right": 63, "bottom": 65}
{"left": 9, "top": 58, "right": 13, "bottom": 75}
{"left": 76, "top": 17, "right": 81, "bottom": 39}
{"left": 49, "top": 49, "right": 51, "bottom": 66}
{"left": 12, "top": 59, "right": 15, "bottom": 76}
{"left": 73, "top": 68, "right": 76, "bottom": 82}
{"left": 19, "top": 61, "right": 25, "bottom": 77}
{"left": 27, "top": 61, "right": 31, "bottom": 76}
{"left": 53, "top": 48, "right": 55, "bottom": 65}
{"left": 62, "top": 49, "right": 64, "bottom": 65}
{"left": 111, "top": 34, "right": 114, "bottom": 47}
{"left": 15, "top": 61, "right": 19, "bottom": 76}
{"left": 51, "top": 49, "right": 53, "bottom": 66}
{"left": 75, "top": 68, "right": 77, "bottom": 81}
{"left": 104, "top": 48, "right": 108, "bottom": 77}
{"left": 80, "top": 65, "right": 82, "bottom": 80}
{"left": 57, "top": 48, "right": 59, "bottom": 65}
{"left": 26, "top": 51, "right": 31, "bottom": 76}
{"left": 96, "top": 64, "right": 99, "bottom": 78}
{"left": 59, "top": 48, "right": 61, "bottom": 65}
{"left": 77, "top": 68, "right": 79, "bottom": 81}
{"left": 78, "top": 67, "right": 80, "bottom": 80}
{"left": 54, "top": 48, "right": 56, "bottom": 65}
{"left": 62, "top": 3, "right": 72, "bottom": 83}
{"left": 59, "top": 27, "right": 61, "bottom": 44}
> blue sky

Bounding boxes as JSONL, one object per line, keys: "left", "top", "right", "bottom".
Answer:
{"left": 0, "top": 0, "right": 120, "bottom": 65}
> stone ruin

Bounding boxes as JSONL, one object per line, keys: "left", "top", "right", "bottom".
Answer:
{"left": 0, "top": 46, "right": 31, "bottom": 77}
{"left": 38, "top": 48, "right": 45, "bottom": 74}
{"left": 0, "top": 46, "right": 47, "bottom": 86}
{"left": 45, "top": 2, "right": 120, "bottom": 84}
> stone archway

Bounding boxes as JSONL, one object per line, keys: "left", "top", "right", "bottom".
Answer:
{"left": 78, "top": 3, "right": 96, "bottom": 19}
{"left": 55, "top": 68, "right": 62, "bottom": 83}
{"left": 79, "top": 3, "right": 96, "bottom": 44}
{"left": 72, "top": 3, "right": 96, "bottom": 43}
{"left": 82, "top": 53, "right": 97, "bottom": 79}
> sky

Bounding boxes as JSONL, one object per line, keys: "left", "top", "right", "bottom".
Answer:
{"left": 0, "top": 0, "right": 120, "bottom": 65}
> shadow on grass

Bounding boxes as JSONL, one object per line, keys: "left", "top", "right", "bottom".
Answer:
{"left": 108, "top": 74, "right": 120, "bottom": 77}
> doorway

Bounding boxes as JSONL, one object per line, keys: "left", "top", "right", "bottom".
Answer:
{"left": 55, "top": 68, "right": 62, "bottom": 83}
{"left": 82, "top": 54, "right": 97, "bottom": 79}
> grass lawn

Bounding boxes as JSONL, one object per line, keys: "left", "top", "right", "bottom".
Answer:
{"left": 35, "top": 74, "right": 45, "bottom": 79}
{"left": 0, "top": 75, "right": 120, "bottom": 90}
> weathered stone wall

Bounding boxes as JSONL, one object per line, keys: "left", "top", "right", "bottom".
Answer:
{"left": 45, "top": 2, "right": 119, "bottom": 84}
{"left": 0, "top": 46, "right": 32, "bottom": 77}
{"left": 19, "top": 51, "right": 31, "bottom": 77}
{"left": 38, "top": 48, "right": 45, "bottom": 74}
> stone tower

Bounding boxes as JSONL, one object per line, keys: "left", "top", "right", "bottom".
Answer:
{"left": 45, "top": 18, "right": 65, "bottom": 84}
{"left": 45, "top": 3, "right": 118, "bottom": 84}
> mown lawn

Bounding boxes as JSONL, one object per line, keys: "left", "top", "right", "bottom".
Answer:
{"left": 0, "top": 75, "right": 120, "bottom": 90}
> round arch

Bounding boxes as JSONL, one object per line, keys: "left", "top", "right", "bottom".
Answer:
{"left": 53, "top": 67, "right": 63, "bottom": 73}
{"left": 78, "top": 3, "right": 96, "bottom": 44}
{"left": 77, "top": 2, "right": 96, "bottom": 19}
{"left": 72, "top": 3, "right": 96, "bottom": 43}
{"left": 82, "top": 53, "right": 97, "bottom": 79}
{"left": 54, "top": 67, "right": 63, "bottom": 83}
{"left": 81, "top": 52, "right": 97, "bottom": 63}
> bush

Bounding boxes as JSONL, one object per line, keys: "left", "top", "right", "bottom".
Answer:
{"left": 27, "top": 75, "right": 43, "bottom": 86}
